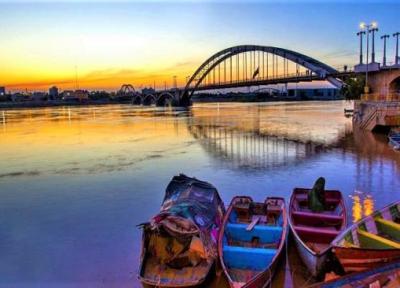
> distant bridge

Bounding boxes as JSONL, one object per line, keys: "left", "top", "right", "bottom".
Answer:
{"left": 126, "top": 45, "right": 350, "bottom": 106}
{"left": 128, "top": 44, "right": 396, "bottom": 106}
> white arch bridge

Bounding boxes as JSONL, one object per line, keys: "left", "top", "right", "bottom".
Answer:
{"left": 126, "top": 45, "right": 350, "bottom": 106}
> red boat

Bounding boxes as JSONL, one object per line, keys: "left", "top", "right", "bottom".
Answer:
{"left": 289, "top": 188, "right": 347, "bottom": 279}
{"left": 219, "top": 196, "right": 287, "bottom": 288}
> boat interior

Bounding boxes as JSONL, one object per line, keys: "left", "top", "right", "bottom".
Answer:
{"left": 291, "top": 188, "right": 345, "bottom": 254}
{"left": 340, "top": 204, "right": 400, "bottom": 250}
{"left": 222, "top": 197, "right": 284, "bottom": 283}
{"left": 139, "top": 229, "right": 211, "bottom": 286}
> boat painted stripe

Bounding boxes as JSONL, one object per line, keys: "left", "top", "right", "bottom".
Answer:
{"left": 375, "top": 218, "right": 400, "bottom": 242}
{"left": 357, "top": 229, "right": 400, "bottom": 249}
{"left": 340, "top": 258, "right": 394, "bottom": 264}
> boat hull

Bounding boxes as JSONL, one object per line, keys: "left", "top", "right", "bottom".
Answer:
{"left": 332, "top": 246, "right": 400, "bottom": 273}
{"left": 292, "top": 231, "right": 329, "bottom": 278}
{"left": 289, "top": 188, "right": 347, "bottom": 280}
{"left": 310, "top": 259, "right": 400, "bottom": 288}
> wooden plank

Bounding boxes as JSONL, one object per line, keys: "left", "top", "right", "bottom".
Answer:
{"left": 357, "top": 229, "right": 400, "bottom": 249}
{"left": 246, "top": 216, "right": 260, "bottom": 231}
{"left": 375, "top": 218, "right": 400, "bottom": 242}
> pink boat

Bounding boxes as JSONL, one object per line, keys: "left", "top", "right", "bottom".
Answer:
{"left": 289, "top": 188, "right": 347, "bottom": 279}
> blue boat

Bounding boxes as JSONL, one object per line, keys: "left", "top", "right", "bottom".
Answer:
{"left": 218, "top": 196, "right": 287, "bottom": 288}
{"left": 389, "top": 130, "right": 400, "bottom": 150}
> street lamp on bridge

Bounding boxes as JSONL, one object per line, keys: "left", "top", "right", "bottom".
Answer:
{"left": 394, "top": 32, "right": 400, "bottom": 66}
{"left": 381, "top": 34, "right": 390, "bottom": 67}
{"left": 357, "top": 30, "right": 366, "bottom": 64}
{"left": 359, "top": 21, "right": 378, "bottom": 93}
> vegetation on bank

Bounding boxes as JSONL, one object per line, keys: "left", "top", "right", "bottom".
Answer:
{"left": 340, "top": 75, "right": 365, "bottom": 100}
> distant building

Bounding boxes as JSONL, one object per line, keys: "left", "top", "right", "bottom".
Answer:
{"left": 49, "top": 86, "right": 59, "bottom": 100}
{"left": 74, "top": 90, "right": 89, "bottom": 101}
{"left": 11, "top": 93, "right": 30, "bottom": 102}
{"left": 287, "top": 88, "right": 342, "bottom": 100}
{"left": 32, "top": 92, "right": 47, "bottom": 101}
{"left": 62, "top": 90, "right": 88, "bottom": 102}
{"left": 141, "top": 87, "right": 155, "bottom": 95}
{"left": 0, "top": 87, "right": 5, "bottom": 96}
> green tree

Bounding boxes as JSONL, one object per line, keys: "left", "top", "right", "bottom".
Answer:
{"left": 340, "top": 75, "right": 365, "bottom": 100}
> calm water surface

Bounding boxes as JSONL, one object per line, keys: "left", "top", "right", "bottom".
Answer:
{"left": 1, "top": 102, "right": 399, "bottom": 287}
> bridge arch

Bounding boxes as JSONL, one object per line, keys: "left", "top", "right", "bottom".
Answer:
{"left": 156, "top": 92, "right": 174, "bottom": 106}
{"left": 142, "top": 94, "right": 157, "bottom": 106}
{"left": 132, "top": 94, "right": 142, "bottom": 105}
{"left": 389, "top": 76, "right": 400, "bottom": 93}
{"left": 181, "top": 45, "right": 341, "bottom": 103}
{"left": 119, "top": 84, "right": 136, "bottom": 94}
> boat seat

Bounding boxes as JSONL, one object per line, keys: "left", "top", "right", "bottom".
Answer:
{"left": 295, "top": 194, "right": 340, "bottom": 205}
{"left": 223, "top": 245, "right": 276, "bottom": 271}
{"left": 292, "top": 211, "right": 343, "bottom": 225}
{"left": 357, "top": 229, "right": 400, "bottom": 249}
{"left": 294, "top": 225, "right": 339, "bottom": 243}
{"left": 226, "top": 223, "right": 282, "bottom": 244}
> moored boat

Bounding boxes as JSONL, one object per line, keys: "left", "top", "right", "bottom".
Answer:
{"left": 309, "top": 258, "right": 400, "bottom": 288}
{"left": 219, "top": 196, "right": 287, "bottom": 288}
{"left": 289, "top": 187, "right": 347, "bottom": 279}
{"left": 388, "top": 129, "right": 400, "bottom": 150}
{"left": 138, "top": 174, "right": 225, "bottom": 287}
{"left": 332, "top": 200, "right": 400, "bottom": 274}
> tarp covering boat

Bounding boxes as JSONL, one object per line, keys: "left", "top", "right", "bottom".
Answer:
{"left": 138, "top": 174, "right": 225, "bottom": 287}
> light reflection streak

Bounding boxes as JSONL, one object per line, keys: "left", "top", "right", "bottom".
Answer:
{"left": 351, "top": 191, "right": 375, "bottom": 223}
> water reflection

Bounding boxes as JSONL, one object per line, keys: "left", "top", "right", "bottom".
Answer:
{"left": 350, "top": 191, "right": 375, "bottom": 223}
{"left": 0, "top": 102, "right": 399, "bottom": 287}
{"left": 188, "top": 121, "right": 324, "bottom": 171}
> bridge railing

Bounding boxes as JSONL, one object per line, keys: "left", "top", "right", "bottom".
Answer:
{"left": 361, "top": 92, "right": 400, "bottom": 102}
{"left": 190, "top": 71, "right": 318, "bottom": 89}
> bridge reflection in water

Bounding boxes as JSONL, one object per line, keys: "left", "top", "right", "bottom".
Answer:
{"left": 189, "top": 121, "right": 322, "bottom": 171}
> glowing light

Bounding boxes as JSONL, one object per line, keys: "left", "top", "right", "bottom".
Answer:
{"left": 359, "top": 22, "right": 366, "bottom": 30}
{"left": 371, "top": 21, "right": 378, "bottom": 28}
{"left": 352, "top": 195, "right": 362, "bottom": 223}
{"left": 363, "top": 195, "right": 374, "bottom": 217}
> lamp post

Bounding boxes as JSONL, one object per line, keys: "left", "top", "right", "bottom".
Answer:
{"left": 370, "top": 27, "right": 378, "bottom": 63}
{"left": 360, "top": 21, "right": 378, "bottom": 93}
{"left": 381, "top": 34, "right": 390, "bottom": 66}
{"left": 394, "top": 32, "right": 400, "bottom": 65}
{"left": 357, "top": 31, "right": 366, "bottom": 64}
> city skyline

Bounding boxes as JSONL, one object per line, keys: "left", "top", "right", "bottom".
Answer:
{"left": 1, "top": 1, "right": 399, "bottom": 92}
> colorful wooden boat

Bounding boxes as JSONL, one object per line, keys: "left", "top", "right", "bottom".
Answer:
{"left": 309, "top": 258, "right": 400, "bottom": 288}
{"left": 332, "top": 200, "right": 400, "bottom": 274}
{"left": 289, "top": 188, "right": 347, "bottom": 279}
{"left": 219, "top": 196, "right": 287, "bottom": 288}
{"left": 138, "top": 174, "right": 225, "bottom": 287}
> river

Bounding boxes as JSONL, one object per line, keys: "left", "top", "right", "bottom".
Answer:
{"left": 0, "top": 101, "right": 399, "bottom": 287}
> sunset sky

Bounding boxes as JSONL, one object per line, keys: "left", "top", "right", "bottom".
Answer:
{"left": 1, "top": 1, "right": 399, "bottom": 92}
